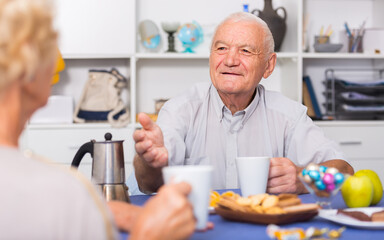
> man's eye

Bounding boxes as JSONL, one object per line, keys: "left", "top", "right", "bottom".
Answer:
{"left": 217, "top": 47, "right": 226, "bottom": 51}
{"left": 241, "top": 49, "right": 251, "bottom": 53}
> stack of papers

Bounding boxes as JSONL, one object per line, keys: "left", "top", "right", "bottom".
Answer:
{"left": 342, "top": 104, "right": 384, "bottom": 112}
{"left": 340, "top": 92, "right": 384, "bottom": 102}
{"left": 333, "top": 78, "right": 384, "bottom": 88}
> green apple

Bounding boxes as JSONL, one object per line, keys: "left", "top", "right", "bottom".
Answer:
{"left": 341, "top": 175, "right": 373, "bottom": 208}
{"left": 355, "top": 169, "right": 383, "bottom": 205}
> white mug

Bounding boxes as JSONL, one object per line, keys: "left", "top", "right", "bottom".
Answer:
{"left": 236, "top": 156, "right": 270, "bottom": 197}
{"left": 162, "top": 165, "right": 213, "bottom": 230}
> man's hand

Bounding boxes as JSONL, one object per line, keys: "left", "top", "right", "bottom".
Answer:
{"left": 130, "top": 182, "right": 196, "bottom": 240}
{"left": 267, "top": 157, "right": 306, "bottom": 194}
{"left": 133, "top": 112, "right": 168, "bottom": 168}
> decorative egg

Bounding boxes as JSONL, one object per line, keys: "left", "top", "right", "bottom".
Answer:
{"left": 334, "top": 172, "right": 345, "bottom": 184}
{"left": 326, "top": 167, "right": 339, "bottom": 175}
{"left": 302, "top": 169, "right": 308, "bottom": 176}
{"left": 308, "top": 170, "right": 321, "bottom": 181}
{"left": 315, "top": 180, "right": 326, "bottom": 190}
{"left": 304, "top": 174, "right": 312, "bottom": 183}
{"left": 306, "top": 163, "right": 320, "bottom": 171}
{"left": 326, "top": 183, "right": 335, "bottom": 192}
{"left": 319, "top": 165, "right": 327, "bottom": 173}
{"left": 323, "top": 173, "right": 334, "bottom": 185}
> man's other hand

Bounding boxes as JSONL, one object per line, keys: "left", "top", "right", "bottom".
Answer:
{"left": 133, "top": 112, "right": 168, "bottom": 168}
{"left": 267, "top": 157, "right": 306, "bottom": 194}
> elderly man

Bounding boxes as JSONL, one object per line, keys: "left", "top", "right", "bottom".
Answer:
{"left": 133, "top": 12, "right": 354, "bottom": 194}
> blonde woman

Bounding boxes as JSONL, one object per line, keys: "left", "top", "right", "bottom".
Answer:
{"left": 0, "top": 0, "right": 195, "bottom": 239}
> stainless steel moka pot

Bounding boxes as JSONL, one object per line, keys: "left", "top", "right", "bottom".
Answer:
{"left": 71, "top": 133, "right": 130, "bottom": 202}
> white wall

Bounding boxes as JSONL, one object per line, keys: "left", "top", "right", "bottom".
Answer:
{"left": 54, "top": 0, "right": 135, "bottom": 55}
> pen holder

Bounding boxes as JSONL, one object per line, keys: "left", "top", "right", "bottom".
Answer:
{"left": 315, "top": 35, "right": 329, "bottom": 44}
{"left": 348, "top": 36, "right": 363, "bottom": 53}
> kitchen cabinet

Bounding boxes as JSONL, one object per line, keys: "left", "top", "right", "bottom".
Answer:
{"left": 20, "top": 0, "right": 384, "bottom": 183}
{"left": 317, "top": 121, "right": 384, "bottom": 181}
{"left": 20, "top": 124, "right": 135, "bottom": 180}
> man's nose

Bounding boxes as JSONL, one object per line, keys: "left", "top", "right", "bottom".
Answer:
{"left": 223, "top": 49, "right": 240, "bottom": 67}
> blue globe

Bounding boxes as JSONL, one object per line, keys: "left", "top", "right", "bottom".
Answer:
{"left": 177, "top": 21, "right": 203, "bottom": 53}
{"left": 142, "top": 34, "right": 161, "bottom": 49}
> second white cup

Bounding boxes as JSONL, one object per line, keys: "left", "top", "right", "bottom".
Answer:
{"left": 162, "top": 165, "right": 213, "bottom": 230}
{"left": 236, "top": 156, "right": 271, "bottom": 197}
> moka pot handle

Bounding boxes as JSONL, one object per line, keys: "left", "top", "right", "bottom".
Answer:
{"left": 71, "top": 140, "right": 95, "bottom": 168}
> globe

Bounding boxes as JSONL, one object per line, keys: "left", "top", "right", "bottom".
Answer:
{"left": 138, "top": 20, "right": 161, "bottom": 52}
{"left": 142, "top": 34, "right": 161, "bottom": 49}
{"left": 177, "top": 21, "right": 203, "bottom": 53}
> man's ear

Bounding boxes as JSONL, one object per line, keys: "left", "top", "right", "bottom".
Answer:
{"left": 263, "top": 53, "right": 277, "bottom": 79}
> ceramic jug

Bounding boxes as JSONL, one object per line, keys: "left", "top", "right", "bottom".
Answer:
{"left": 252, "top": 0, "right": 287, "bottom": 52}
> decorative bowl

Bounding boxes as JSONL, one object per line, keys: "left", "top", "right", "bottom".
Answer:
{"left": 299, "top": 163, "right": 349, "bottom": 209}
{"left": 314, "top": 43, "right": 343, "bottom": 53}
{"left": 161, "top": 22, "right": 180, "bottom": 33}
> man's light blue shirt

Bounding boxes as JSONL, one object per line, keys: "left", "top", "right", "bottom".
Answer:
{"left": 157, "top": 82, "right": 345, "bottom": 189}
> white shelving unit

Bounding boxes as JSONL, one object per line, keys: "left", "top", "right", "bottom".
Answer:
{"left": 20, "top": 0, "right": 384, "bottom": 181}
{"left": 302, "top": 0, "right": 384, "bottom": 180}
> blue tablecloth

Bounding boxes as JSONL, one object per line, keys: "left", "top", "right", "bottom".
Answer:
{"left": 120, "top": 190, "right": 384, "bottom": 240}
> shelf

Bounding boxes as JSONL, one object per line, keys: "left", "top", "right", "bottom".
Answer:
{"left": 314, "top": 120, "right": 384, "bottom": 127}
{"left": 27, "top": 120, "right": 384, "bottom": 130}
{"left": 135, "top": 52, "right": 298, "bottom": 60}
{"left": 26, "top": 123, "right": 137, "bottom": 130}
{"left": 136, "top": 53, "right": 209, "bottom": 59}
{"left": 302, "top": 53, "right": 384, "bottom": 59}
{"left": 62, "top": 53, "right": 133, "bottom": 59}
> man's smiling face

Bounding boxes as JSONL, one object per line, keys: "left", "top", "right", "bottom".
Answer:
{"left": 209, "top": 20, "right": 269, "bottom": 97}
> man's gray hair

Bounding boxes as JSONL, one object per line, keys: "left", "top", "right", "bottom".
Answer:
{"left": 210, "top": 12, "right": 275, "bottom": 55}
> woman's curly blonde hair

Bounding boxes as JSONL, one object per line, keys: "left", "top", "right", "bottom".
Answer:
{"left": 0, "top": 0, "right": 57, "bottom": 91}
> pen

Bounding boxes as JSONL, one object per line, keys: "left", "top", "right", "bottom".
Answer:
{"left": 358, "top": 20, "right": 366, "bottom": 37}
{"left": 344, "top": 22, "right": 352, "bottom": 37}
{"left": 320, "top": 25, "right": 324, "bottom": 36}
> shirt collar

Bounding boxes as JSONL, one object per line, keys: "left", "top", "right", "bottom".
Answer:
{"left": 211, "top": 84, "right": 226, "bottom": 121}
{"left": 210, "top": 84, "right": 261, "bottom": 125}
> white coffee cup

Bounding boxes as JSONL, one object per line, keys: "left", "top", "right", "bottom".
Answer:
{"left": 236, "top": 156, "right": 270, "bottom": 197}
{"left": 162, "top": 165, "right": 213, "bottom": 230}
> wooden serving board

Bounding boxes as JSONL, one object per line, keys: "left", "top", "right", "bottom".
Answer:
{"left": 215, "top": 205, "right": 318, "bottom": 225}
